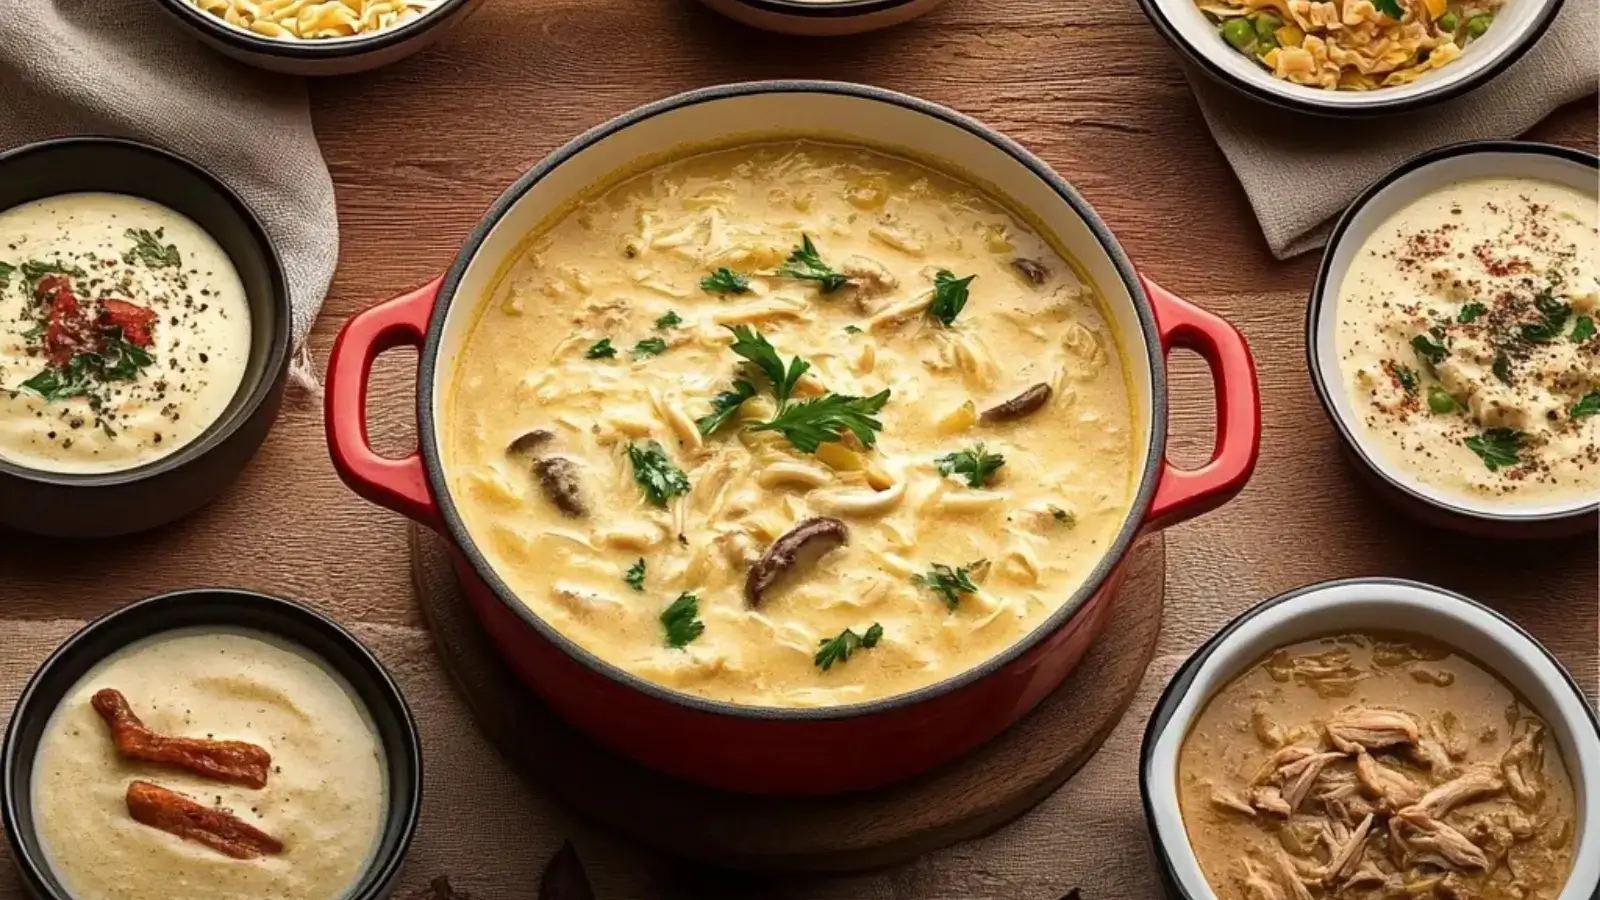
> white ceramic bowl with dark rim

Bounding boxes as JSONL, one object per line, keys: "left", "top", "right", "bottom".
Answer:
{"left": 324, "top": 80, "right": 1263, "bottom": 794}
{"left": 696, "top": 0, "right": 947, "bottom": 35}
{"left": 1134, "top": 0, "right": 1566, "bottom": 115}
{"left": 151, "top": 0, "right": 483, "bottom": 75}
{"left": 1307, "top": 140, "right": 1599, "bottom": 539}
{"left": 1140, "top": 577, "right": 1600, "bottom": 900}
{"left": 1, "top": 588, "right": 423, "bottom": 900}
{"left": 0, "top": 137, "right": 292, "bottom": 539}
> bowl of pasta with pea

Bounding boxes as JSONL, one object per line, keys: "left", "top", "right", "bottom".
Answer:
{"left": 153, "top": 0, "right": 484, "bottom": 75}
{"left": 1136, "top": 0, "right": 1565, "bottom": 114}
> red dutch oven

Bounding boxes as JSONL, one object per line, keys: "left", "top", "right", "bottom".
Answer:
{"left": 325, "top": 82, "right": 1262, "bottom": 795}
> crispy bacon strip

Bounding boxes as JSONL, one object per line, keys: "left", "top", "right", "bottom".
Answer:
{"left": 91, "top": 689, "right": 271, "bottom": 789}
{"left": 125, "top": 781, "right": 283, "bottom": 859}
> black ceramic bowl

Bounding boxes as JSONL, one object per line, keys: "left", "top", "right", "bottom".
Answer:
{"left": 1, "top": 588, "right": 422, "bottom": 900}
{"left": 696, "top": 0, "right": 946, "bottom": 35}
{"left": 0, "top": 137, "right": 291, "bottom": 539}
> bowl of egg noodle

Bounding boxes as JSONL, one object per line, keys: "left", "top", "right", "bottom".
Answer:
{"left": 153, "top": 0, "right": 484, "bottom": 75}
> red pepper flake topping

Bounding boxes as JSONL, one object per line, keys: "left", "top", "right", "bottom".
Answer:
{"left": 91, "top": 689, "right": 272, "bottom": 789}
{"left": 125, "top": 780, "right": 283, "bottom": 860}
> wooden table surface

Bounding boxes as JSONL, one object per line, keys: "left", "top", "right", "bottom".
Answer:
{"left": 1, "top": 0, "right": 1595, "bottom": 896}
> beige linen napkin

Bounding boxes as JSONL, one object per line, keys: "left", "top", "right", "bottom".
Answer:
{"left": 0, "top": 0, "right": 338, "bottom": 362}
{"left": 1189, "top": 0, "right": 1599, "bottom": 258}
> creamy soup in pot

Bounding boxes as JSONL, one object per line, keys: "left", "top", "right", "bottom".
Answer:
{"left": 444, "top": 140, "right": 1139, "bottom": 708}
{"left": 31, "top": 629, "right": 386, "bottom": 900}
{"left": 0, "top": 193, "right": 252, "bottom": 474}
{"left": 1334, "top": 177, "right": 1599, "bottom": 510}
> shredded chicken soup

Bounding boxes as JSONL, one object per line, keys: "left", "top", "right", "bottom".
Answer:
{"left": 1178, "top": 633, "right": 1575, "bottom": 900}
{"left": 443, "top": 140, "right": 1138, "bottom": 707}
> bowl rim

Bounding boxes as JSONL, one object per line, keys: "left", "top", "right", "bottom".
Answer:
{"left": 413, "top": 78, "right": 1172, "bottom": 722}
{"left": 1133, "top": 0, "right": 1567, "bottom": 116}
{"left": 0, "top": 588, "right": 423, "bottom": 900}
{"left": 1137, "top": 575, "right": 1600, "bottom": 900}
{"left": 1305, "top": 139, "right": 1600, "bottom": 526}
{"left": 710, "top": 0, "right": 926, "bottom": 16}
{"left": 151, "top": 0, "right": 472, "bottom": 58}
{"left": 0, "top": 135, "right": 292, "bottom": 489}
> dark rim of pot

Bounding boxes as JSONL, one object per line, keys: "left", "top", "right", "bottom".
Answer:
{"left": 0, "top": 136, "right": 291, "bottom": 489}
{"left": 414, "top": 79, "right": 1170, "bottom": 722}
{"left": 719, "top": 0, "right": 922, "bottom": 17}
{"left": 151, "top": 0, "right": 473, "bottom": 60}
{"left": 1137, "top": 576, "right": 1600, "bottom": 899}
{"left": 1133, "top": 0, "right": 1566, "bottom": 117}
{"left": 0, "top": 588, "right": 422, "bottom": 900}
{"left": 1306, "top": 140, "right": 1600, "bottom": 526}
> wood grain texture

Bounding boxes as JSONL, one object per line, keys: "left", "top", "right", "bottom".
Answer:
{"left": 0, "top": 1, "right": 1593, "bottom": 896}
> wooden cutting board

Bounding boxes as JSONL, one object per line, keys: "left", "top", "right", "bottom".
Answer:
{"left": 410, "top": 524, "right": 1166, "bottom": 873}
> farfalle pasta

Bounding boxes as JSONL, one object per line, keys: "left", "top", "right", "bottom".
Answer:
{"left": 1196, "top": 0, "right": 1502, "bottom": 89}
{"left": 189, "top": 0, "right": 439, "bottom": 40}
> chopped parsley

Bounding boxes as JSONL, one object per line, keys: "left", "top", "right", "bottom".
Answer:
{"left": 929, "top": 270, "right": 976, "bottom": 327}
{"left": 1372, "top": 0, "right": 1403, "bottom": 18}
{"left": 630, "top": 337, "right": 668, "bottom": 358}
{"left": 843, "top": 325, "right": 863, "bottom": 335}
{"left": 725, "top": 325, "right": 808, "bottom": 405}
{"left": 1492, "top": 350, "right": 1513, "bottom": 386}
{"left": 1393, "top": 364, "right": 1420, "bottom": 395}
{"left": 655, "top": 310, "right": 683, "bottom": 331}
{"left": 695, "top": 378, "right": 757, "bottom": 437}
{"left": 660, "top": 593, "right": 704, "bottom": 649}
{"left": 1049, "top": 505, "right": 1077, "bottom": 527}
{"left": 0, "top": 261, "right": 13, "bottom": 292}
{"left": 1463, "top": 428, "right": 1525, "bottom": 472}
{"left": 122, "top": 228, "right": 181, "bottom": 268}
{"left": 775, "top": 235, "right": 848, "bottom": 293}
{"left": 1411, "top": 334, "right": 1448, "bottom": 368}
{"left": 1457, "top": 303, "right": 1487, "bottom": 324}
{"left": 624, "top": 559, "right": 646, "bottom": 592}
{"left": 585, "top": 338, "right": 617, "bottom": 359}
{"left": 750, "top": 390, "right": 890, "bottom": 453}
{"left": 913, "top": 562, "right": 983, "bottom": 611}
{"left": 20, "top": 260, "right": 86, "bottom": 295}
{"left": 700, "top": 267, "right": 750, "bottom": 295}
{"left": 1571, "top": 315, "right": 1596, "bottom": 344}
{"left": 19, "top": 338, "right": 155, "bottom": 404}
{"left": 936, "top": 443, "right": 1006, "bottom": 488}
{"left": 1571, "top": 392, "right": 1600, "bottom": 420}
{"left": 627, "top": 441, "right": 690, "bottom": 507}
{"left": 1518, "top": 291, "right": 1571, "bottom": 344}
{"left": 814, "top": 623, "right": 884, "bottom": 672}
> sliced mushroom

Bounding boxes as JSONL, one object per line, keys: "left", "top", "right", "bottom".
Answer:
{"left": 1011, "top": 258, "right": 1049, "bottom": 285}
{"left": 508, "top": 429, "right": 556, "bottom": 455}
{"left": 533, "top": 457, "right": 586, "bottom": 518}
{"left": 744, "top": 516, "right": 848, "bottom": 608}
{"left": 980, "top": 383, "right": 1052, "bottom": 423}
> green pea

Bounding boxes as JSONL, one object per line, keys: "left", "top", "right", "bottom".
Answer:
{"left": 1428, "top": 385, "right": 1457, "bottom": 414}
{"left": 1465, "top": 14, "right": 1492, "bottom": 37}
{"left": 1222, "top": 18, "right": 1257, "bottom": 51}
{"left": 1437, "top": 10, "right": 1459, "bottom": 31}
{"left": 1253, "top": 13, "right": 1283, "bottom": 40}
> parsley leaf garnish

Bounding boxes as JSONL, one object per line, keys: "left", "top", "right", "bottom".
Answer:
{"left": 1372, "top": 0, "right": 1402, "bottom": 18}
{"left": 1571, "top": 315, "right": 1596, "bottom": 344}
{"left": 1393, "top": 364, "right": 1420, "bottom": 395}
{"left": 1464, "top": 428, "right": 1525, "bottom": 471}
{"left": 814, "top": 623, "right": 884, "bottom": 672}
{"left": 1571, "top": 392, "right": 1600, "bottom": 420}
{"left": 21, "top": 260, "right": 86, "bottom": 296}
{"left": 655, "top": 310, "right": 683, "bottom": 331}
{"left": 627, "top": 441, "right": 690, "bottom": 507}
{"left": 936, "top": 443, "right": 1005, "bottom": 488}
{"left": 725, "top": 325, "right": 808, "bottom": 405}
{"left": 1519, "top": 291, "right": 1571, "bottom": 344}
{"left": 913, "top": 562, "right": 983, "bottom": 611}
{"left": 1457, "top": 302, "right": 1487, "bottom": 324}
{"left": 625, "top": 559, "right": 646, "bottom": 591}
{"left": 122, "top": 228, "right": 181, "bottom": 268}
{"left": 843, "top": 325, "right": 863, "bottom": 335}
{"left": 660, "top": 593, "right": 704, "bottom": 649}
{"left": 0, "top": 261, "right": 14, "bottom": 292}
{"left": 695, "top": 378, "right": 757, "bottom": 437}
{"left": 631, "top": 337, "right": 668, "bottom": 358}
{"left": 19, "top": 338, "right": 155, "bottom": 404}
{"left": 1049, "top": 505, "right": 1077, "bottom": 527}
{"left": 1492, "top": 350, "right": 1513, "bottom": 386}
{"left": 701, "top": 267, "right": 750, "bottom": 295}
{"left": 776, "top": 235, "right": 848, "bottom": 293}
{"left": 585, "top": 338, "right": 617, "bottom": 359}
{"left": 929, "top": 270, "right": 976, "bottom": 327}
{"left": 750, "top": 389, "right": 891, "bottom": 453}
{"left": 1411, "top": 334, "right": 1448, "bottom": 367}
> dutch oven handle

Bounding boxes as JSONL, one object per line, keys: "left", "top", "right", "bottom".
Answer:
{"left": 325, "top": 276, "right": 444, "bottom": 531}
{"left": 1141, "top": 277, "right": 1261, "bottom": 530}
